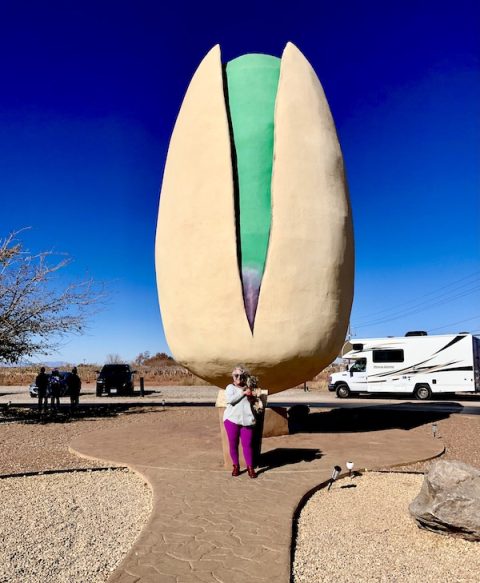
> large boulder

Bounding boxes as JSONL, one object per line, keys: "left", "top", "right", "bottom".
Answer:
{"left": 409, "top": 460, "right": 480, "bottom": 541}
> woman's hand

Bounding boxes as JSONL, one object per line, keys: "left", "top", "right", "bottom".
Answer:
{"left": 244, "top": 388, "right": 253, "bottom": 397}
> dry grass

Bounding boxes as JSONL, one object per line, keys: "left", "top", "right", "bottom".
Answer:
{"left": 0, "top": 362, "right": 341, "bottom": 388}
{"left": 0, "top": 364, "right": 209, "bottom": 387}
{"left": 292, "top": 364, "right": 344, "bottom": 391}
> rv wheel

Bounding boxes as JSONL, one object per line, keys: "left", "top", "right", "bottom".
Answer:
{"left": 336, "top": 383, "right": 351, "bottom": 399}
{"left": 414, "top": 384, "right": 431, "bottom": 400}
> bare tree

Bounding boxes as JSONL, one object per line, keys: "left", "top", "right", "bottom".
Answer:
{"left": 0, "top": 230, "right": 106, "bottom": 363}
{"left": 106, "top": 353, "right": 123, "bottom": 364}
{"left": 134, "top": 351, "right": 151, "bottom": 365}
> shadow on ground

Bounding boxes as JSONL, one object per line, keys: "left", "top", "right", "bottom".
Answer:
{"left": 288, "top": 403, "right": 463, "bottom": 434}
{"left": 333, "top": 392, "right": 480, "bottom": 402}
{"left": 257, "top": 448, "right": 323, "bottom": 474}
{"left": 0, "top": 404, "right": 163, "bottom": 425}
{"left": 0, "top": 390, "right": 20, "bottom": 398}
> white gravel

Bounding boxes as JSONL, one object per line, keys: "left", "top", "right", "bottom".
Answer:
{"left": 0, "top": 469, "right": 152, "bottom": 583}
{"left": 293, "top": 472, "right": 480, "bottom": 583}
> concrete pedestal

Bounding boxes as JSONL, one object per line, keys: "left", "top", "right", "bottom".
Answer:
{"left": 263, "top": 407, "right": 289, "bottom": 437}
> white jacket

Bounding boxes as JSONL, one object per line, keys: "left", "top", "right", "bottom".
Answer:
{"left": 223, "top": 384, "right": 256, "bottom": 426}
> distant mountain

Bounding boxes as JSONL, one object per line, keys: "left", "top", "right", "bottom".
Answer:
{"left": 11, "top": 360, "right": 70, "bottom": 368}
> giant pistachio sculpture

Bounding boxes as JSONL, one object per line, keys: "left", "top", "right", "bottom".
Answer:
{"left": 156, "top": 43, "right": 354, "bottom": 393}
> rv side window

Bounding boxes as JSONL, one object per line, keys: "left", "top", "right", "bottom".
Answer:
{"left": 372, "top": 349, "right": 404, "bottom": 363}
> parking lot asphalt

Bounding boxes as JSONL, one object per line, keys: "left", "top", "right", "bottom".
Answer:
{"left": 1, "top": 384, "right": 480, "bottom": 415}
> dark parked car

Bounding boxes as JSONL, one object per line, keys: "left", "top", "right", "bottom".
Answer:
{"left": 96, "top": 364, "right": 136, "bottom": 396}
{"left": 29, "top": 372, "right": 73, "bottom": 398}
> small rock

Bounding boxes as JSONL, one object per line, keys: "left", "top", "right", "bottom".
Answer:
{"left": 409, "top": 460, "right": 480, "bottom": 541}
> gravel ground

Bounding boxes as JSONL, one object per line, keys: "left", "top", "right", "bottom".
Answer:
{"left": 388, "top": 414, "right": 480, "bottom": 472}
{"left": 0, "top": 408, "right": 197, "bottom": 583}
{"left": 293, "top": 414, "right": 480, "bottom": 583}
{"left": 293, "top": 472, "right": 480, "bottom": 583}
{"left": 0, "top": 469, "right": 152, "bottom": 583}
{"left": 0, "top": 407, "right": 168, "bottom": 475}
{"left": 0, "top": 402, "right": 478, "bottom": 582}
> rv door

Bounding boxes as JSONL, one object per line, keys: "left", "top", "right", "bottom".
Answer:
{"left": 348, "top": 358, "right": 367, "bottom": 392}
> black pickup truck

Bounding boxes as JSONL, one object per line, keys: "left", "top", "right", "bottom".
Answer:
{"left": 96, "top": 364, "right": 136, "bottom": 396}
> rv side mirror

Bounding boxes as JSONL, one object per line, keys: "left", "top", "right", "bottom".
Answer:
{"left": 350, "top": 370, "right": 353, "bottom": 377}
{"left": 345, "top": 365, "right": 349, "bottom": 372}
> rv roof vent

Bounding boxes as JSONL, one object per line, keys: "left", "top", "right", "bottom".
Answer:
{"left": 405, "top": 331, "right": 428, "bottom": 337}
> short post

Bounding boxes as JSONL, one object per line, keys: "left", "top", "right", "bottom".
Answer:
{"left": 140, "top": 377, "right": 145, "bottom": 397}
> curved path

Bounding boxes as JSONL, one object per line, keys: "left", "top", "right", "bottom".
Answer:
{"left": 70, "top": 407, "right": 443, "bottom": 583}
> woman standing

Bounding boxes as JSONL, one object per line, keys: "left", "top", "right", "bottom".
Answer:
{"left": 223, "top": 366, "right": 257, "bottom": 478}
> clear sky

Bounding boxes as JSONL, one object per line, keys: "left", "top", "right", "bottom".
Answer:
{"left": 0, "top": 0, "right": 478, "bottom": 364}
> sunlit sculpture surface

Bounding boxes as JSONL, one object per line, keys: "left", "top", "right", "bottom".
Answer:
{"left": 156, "top": 43, "right": 354, "bottom": 393}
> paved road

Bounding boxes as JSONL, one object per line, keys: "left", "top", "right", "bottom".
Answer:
{"left": 270, "top": 392, "right": 480, "bottom": 415}
{"left": 1, "top": 384, "right": 479, "bottom": 415}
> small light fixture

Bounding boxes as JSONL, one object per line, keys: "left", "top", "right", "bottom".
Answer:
{"left": 328, "top": 465, "right": 342, "bottom": 491}
{"left": 346, "top": 460, "right": 354, "bottom": 479}
{"left": 432, "top": 423, "right": 438, "bottom": 438}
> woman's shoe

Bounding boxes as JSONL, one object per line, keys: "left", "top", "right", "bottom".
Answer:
{"left": 247, "top": 466, "right": 257, "bottom": 479}
{"left": 232, "top": 464, "right": 240, "bottom": 477}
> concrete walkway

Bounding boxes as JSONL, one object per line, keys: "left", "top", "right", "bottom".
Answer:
{"left": 70, "top": 407, "right": 444, "bottom": 583}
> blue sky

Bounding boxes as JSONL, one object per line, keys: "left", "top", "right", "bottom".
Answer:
{"left": 0, "top": 0, "right": 478, "bottom": 364}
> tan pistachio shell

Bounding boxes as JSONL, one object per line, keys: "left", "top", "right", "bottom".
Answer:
{"left": 155, "top": 42, "right": 354, "bottom": 393}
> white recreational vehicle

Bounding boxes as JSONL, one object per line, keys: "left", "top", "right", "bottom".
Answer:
{"left": 328, "top": 332, "right": 480, "bottom": 399}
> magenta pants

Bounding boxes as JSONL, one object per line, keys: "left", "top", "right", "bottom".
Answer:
{"left": 224, "top": 419, "right": 254, "bottom": 467}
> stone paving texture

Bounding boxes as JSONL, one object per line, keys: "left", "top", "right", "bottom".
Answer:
{"left": 70, "top": 408, "right": 443, "bottom": 583}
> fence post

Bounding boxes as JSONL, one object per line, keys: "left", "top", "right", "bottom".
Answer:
{"left": 140, "top": 377, "right": 145, "bottom": 397}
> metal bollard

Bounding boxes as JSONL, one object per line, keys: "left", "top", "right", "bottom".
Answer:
{"left": 140, "top": 377, "right": 145, "bottom": 397}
